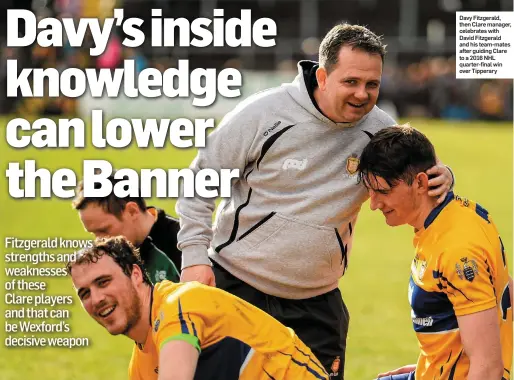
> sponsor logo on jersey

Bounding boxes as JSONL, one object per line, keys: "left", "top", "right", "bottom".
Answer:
{"left": 412, "top": 316, "right": 434, "bottom": 327}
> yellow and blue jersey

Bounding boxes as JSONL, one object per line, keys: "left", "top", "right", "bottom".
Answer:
{"left": 409, "top": 192, "right": 512, "bottom": 379}
{"left": 129, "top": 280, "right": 328, "bottom": 380}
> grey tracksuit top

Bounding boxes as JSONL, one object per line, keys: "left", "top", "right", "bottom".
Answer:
{"left": 176, "top": 60, "right": 396, "bottom": 299}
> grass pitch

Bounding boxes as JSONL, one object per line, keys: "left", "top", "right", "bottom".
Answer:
{"left": 0, "top": 118, "right": 512, "bottom": 379}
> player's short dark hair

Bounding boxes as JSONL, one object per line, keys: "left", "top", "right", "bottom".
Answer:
{"left": 357, "top": 124, "right": 437, "bottom": 190}
{"left": 72, "top": 174, "right": 147, "bottom": 218}
{"left": 66, "top": 236, "right": 152, "bottom": 286}
{"left": 319, "top": 23, "right": 386, "bottom": 73}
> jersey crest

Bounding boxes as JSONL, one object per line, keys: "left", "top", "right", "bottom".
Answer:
{"left": 456, "top": 257, "right": 478, "bottom": 282}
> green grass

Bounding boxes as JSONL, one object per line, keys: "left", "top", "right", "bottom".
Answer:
{"left": 0, "top": 118, "right": 512, "bottom": 379}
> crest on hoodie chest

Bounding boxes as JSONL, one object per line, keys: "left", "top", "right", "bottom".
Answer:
{"left": 255, "top": 125, "right": 368, "bottom": 180}
{"left": 345, "top": 154, "right": 360, "bottom": 176}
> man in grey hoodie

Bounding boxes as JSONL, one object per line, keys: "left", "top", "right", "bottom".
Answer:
{"left": 176, "top": 23, "right": 454, "bottom": 379}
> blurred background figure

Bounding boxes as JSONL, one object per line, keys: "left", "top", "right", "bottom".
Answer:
{"left": 0, "top": 0, "right": 512, "bottom": 120}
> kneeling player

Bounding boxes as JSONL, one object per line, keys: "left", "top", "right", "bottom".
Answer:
{"left": 67, "top": 236, "right": 328, "bottom": 380}
{"left": 358, "top": 125, "right": 512, "bottom": 380}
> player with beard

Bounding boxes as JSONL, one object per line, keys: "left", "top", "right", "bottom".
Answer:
{"left": 68, "top": 236, "right": 329, "bottom": 380}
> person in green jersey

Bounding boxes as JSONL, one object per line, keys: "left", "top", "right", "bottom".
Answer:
{"left": 72, "top": 175, "right": 180, "bottom": 284}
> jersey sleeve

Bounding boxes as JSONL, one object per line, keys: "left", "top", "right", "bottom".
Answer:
{"left": 438, "top": 244, "right": 497, "bottom": 316}
{"left": 153, "top": 295, "right": 206, "bottom": 354}
{"left": 176, "top": 99, "right": 261, "bottom": 269}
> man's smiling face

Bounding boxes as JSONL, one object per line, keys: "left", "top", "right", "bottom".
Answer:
{"left": 317, "top": 45, "right": 382, "bottom": 123}
{"left": 71, "top": 254, "right": 142, "bottom": 336}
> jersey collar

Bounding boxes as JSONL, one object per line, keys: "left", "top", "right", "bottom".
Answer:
{"left": 136, "top": 285, "right": 154, "bottom": 351}
{"left": 423, "top": 191, "right": 455, "bottom": 229}
{"left": 149, "top": 285, "right": 154, "bottom": 326}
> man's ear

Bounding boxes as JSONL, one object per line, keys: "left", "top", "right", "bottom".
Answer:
{"left": 131, "top": 264, "right": 144, "bottom": 285}
{"left": 125, "top": 202, "right": 140, "bottom": 218}
{"left": 415, "top": 172, "right": 430, "bottom": 193}
{"left": 316, "top": 67, "right": 327, "bottom": 90}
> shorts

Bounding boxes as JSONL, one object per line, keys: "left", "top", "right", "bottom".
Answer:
{"left": 212, "top": 260, "right": 349, "bottom": 380}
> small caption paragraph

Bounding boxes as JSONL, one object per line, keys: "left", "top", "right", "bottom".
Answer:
{"left": 3, "top": 237, "right": 90, "bottom": 348}
{"left": 456, "top": 11, "right": 514, "bottom": 79}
